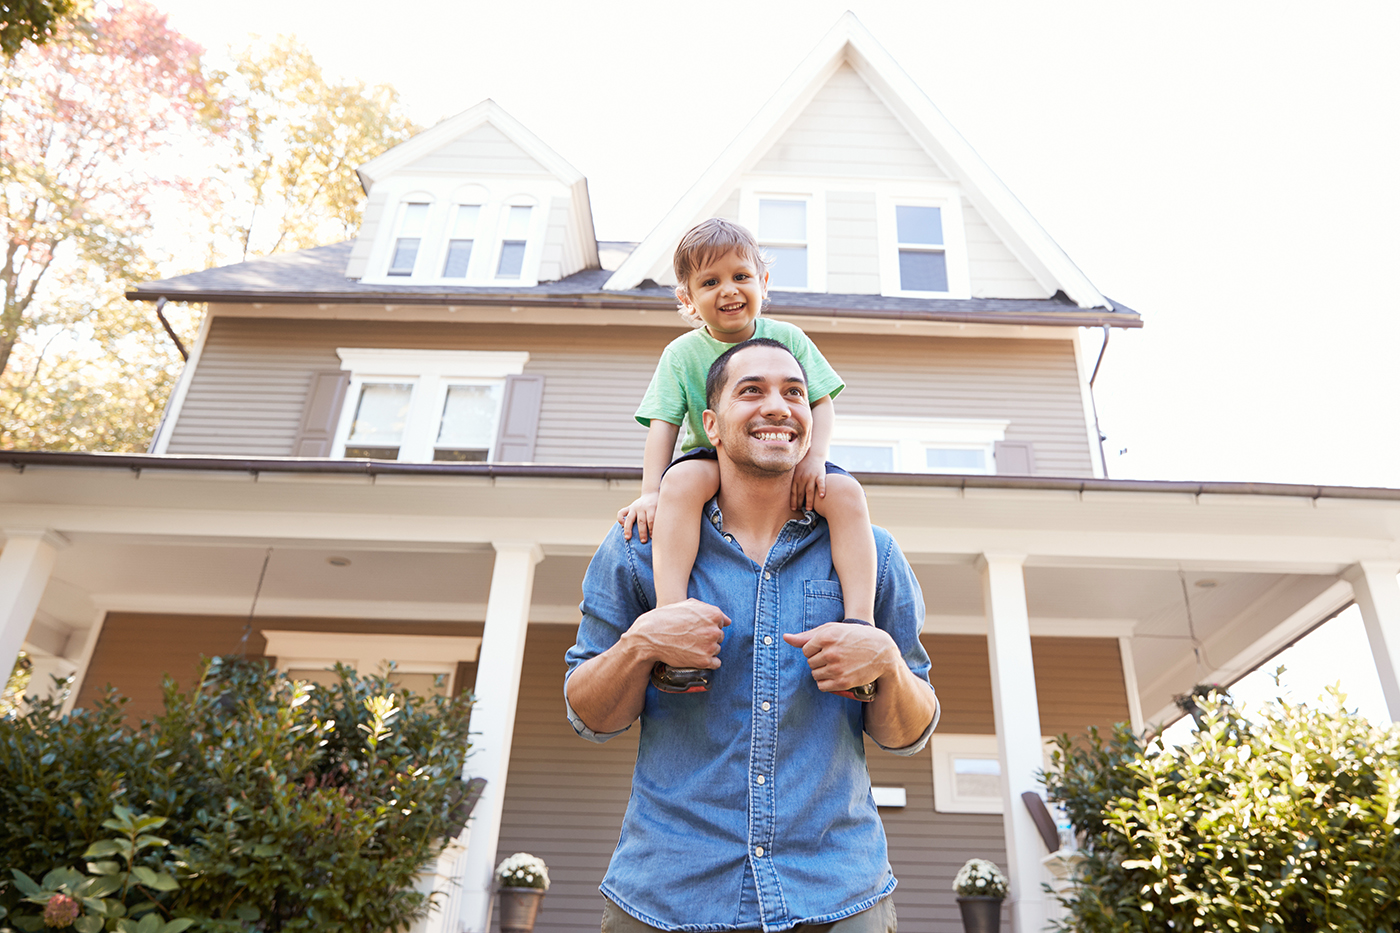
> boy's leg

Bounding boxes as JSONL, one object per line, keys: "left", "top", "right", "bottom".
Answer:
{"left": 653, "top": 457, "right": 721, "bottom": 607}
{"left": 812, "top": 473, "right": 877, "bottom": 623}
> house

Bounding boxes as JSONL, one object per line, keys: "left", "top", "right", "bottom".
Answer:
{"left": 4, "top": 13, "right": 1400, "bottom": 933}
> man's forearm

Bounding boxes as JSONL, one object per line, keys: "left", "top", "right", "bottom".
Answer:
{"left": 566, "top": 634, "right": 654, "bottom": 734}
{"left": 864, "top": 662, "right": 938, "bottom": 749}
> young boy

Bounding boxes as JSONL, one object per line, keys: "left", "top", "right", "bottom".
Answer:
{"left": 618, "top": 218, "right": 878, "bottom": 692}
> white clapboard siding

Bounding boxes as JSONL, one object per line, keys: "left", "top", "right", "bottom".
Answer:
{"left": 964, "top": 200, "right": 1049, "bottom": 300}
{"left": 826, "top": 190, "right": 881, "bottom": 294}
{"left": 400, "top": 122, "right": 553, "bottom": 176}
{"left": 345, "top": 187, "right": 392, "bottom": 279}
{"left": 752, "top": 63, "right": 948, "bottom": 179}
{"left": 539, "top": 197, "right": 573, "bottom": 283}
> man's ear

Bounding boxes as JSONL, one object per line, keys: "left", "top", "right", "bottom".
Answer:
{"left": 702, "top": 409, "right": 721, "bottom": 448}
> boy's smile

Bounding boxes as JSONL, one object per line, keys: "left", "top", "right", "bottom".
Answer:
{"left": 679, "top": 248, "right": 767, "bottom": 343}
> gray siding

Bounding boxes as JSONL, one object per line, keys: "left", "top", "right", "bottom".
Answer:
{"left": 401, "top": 123, "right": 552, "bottom": 176}
{"left": 168, "top": 317, "right": 1095, "bottom": 476}
{"left": 753, "top": 64, "right": 947, "bottom": 179}
{"left": 964, "top": 200, "right": 1047, "bottom": 300}
{"left": 826, "top": 190, "right": 880, "bottom": 293}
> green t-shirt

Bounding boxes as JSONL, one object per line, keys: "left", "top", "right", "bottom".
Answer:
{"left": 634, "top": 318, "right": 845, "bottom": 453}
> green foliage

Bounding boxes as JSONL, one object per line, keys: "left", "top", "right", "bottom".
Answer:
{"left": 1, "top": 653, "right": 32, "bottom": 718}
{"left": 0, "top": 657, "right": 475, "bottom": 932}
{"left": 0, "top": 0, "right": 80, "bottom": 59}
{"left": 1044, "top": 686, "right": 1400, "bottom": 933}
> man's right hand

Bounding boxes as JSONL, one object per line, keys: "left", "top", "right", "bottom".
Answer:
{"left": 622, "top": 598, "right": 730, "bottom": 670}
{"left": 617, "top": 491, "right": 660, "bottom": 543}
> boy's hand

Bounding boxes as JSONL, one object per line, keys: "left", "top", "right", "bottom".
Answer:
{"left": 618, "top": 491, "right": 659, "bottom": 543}
{"left": 790, "top": 453, "right": 827, "bottom": 512}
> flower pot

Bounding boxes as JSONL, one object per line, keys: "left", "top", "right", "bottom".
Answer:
{"left": 499, "top": 886, "right": 545, "bottom": 933}
{"left": 956, "top": 895, "right": 1003, "bottom": 933}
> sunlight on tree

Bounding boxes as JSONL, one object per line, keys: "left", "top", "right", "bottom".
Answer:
{"left": 0, "top": 0, "right": 83, "bottom": 58}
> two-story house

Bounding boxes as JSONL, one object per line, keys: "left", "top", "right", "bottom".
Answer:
{"left": 4, "top": 14, "right": 1399, "bottom": 933}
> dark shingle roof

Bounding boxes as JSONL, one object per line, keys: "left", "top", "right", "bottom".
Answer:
{"left": 128, "top": 241, "right": 1141, "bottom": 328}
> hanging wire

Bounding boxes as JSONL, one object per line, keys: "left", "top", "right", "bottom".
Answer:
{"left": 238, "top": 547, "right": 274, "bottom": 656}
{"left": 1178, "top": 567, "right": 1214, "bottom": 680}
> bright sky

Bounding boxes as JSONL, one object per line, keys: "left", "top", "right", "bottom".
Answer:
{"left": 149, "top": 0, "right": 1400, "bottom": 727}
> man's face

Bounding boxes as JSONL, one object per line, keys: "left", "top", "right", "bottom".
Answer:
{"left": 703, "top": 345, "right": 812, "bottom": 476}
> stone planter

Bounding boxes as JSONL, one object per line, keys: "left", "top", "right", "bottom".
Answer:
{"left": 956, "top": 895, "right": 1003, "bottom": 933}
{"left": 498, "top": 886, "right": 545, "bottom": 933}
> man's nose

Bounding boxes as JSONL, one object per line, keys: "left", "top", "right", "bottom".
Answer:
{"left": 760, "top": 388, "right": 791, "bottom": 417}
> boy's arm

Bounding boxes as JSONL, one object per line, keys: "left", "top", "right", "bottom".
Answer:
{"left": 618, "top": 419, "right": 680, "bottom": 542}
{"left": 791, "top": 395, "right": 834, "bottom": 511}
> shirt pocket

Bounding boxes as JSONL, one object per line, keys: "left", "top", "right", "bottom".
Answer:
{"left": 803, "top": 579, "right": 845, "bottom": 631}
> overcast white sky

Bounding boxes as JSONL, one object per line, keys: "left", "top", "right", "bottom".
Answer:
{"left": 150, "top": 0, "right": 1399, "bottom": 727}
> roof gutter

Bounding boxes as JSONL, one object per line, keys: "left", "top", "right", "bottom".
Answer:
{"left": 5, "top": 450, "right": 1399, "bottom": 502}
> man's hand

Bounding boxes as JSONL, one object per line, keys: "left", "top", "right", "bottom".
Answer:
{"left": 617, "top": 491, "right": 659, "bottom": 543}
{"left": 784, "top": 622, "right": 896, "bottom": 694}
{"left": 624, "top": 598, "right": 730, "bottom": 670}
{"left": 789, "top": 451, "right": 827, "bottom": 512}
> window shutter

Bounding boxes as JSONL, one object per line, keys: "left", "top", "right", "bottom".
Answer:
{"left": 493, "top": 374, "right": 545, "bottom": 462}
{"left": 994, "top": 441, "right": 1035, "bottom": 476}
{"left": 293, "top": 371, "right": 351, "bottom": 457}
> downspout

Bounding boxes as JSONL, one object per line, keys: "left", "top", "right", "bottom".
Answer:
{"left": 1088, "top": 324, "right": 1110, "bottom": 478}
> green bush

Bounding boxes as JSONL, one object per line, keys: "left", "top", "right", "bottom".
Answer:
{"left": 1044, "top": 685, "right": 1400, "bottom": 933}
{"left": 0, "top": 656, "right": 475, "bottom": 932}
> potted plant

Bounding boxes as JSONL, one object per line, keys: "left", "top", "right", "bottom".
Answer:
{"left": 495, "top": 852, "right": 551, "bottom": 933}
{"left": 953, "top": 858, "right": 1007, "bottom": 933}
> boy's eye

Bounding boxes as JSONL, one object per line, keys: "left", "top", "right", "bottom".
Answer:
{"left": 734, "top": 273, "right": 748, "bottom": 281}
{"left": 701, "top": 277, "right": 717, "bottom": 287}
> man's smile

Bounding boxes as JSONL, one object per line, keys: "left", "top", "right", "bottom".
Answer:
{"left": 749, "top": 424, "right": 798, "bottom": 443}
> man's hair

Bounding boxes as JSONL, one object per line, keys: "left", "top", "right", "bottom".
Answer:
{"left": 705, "top": 337, "right": 808, "bottom": 411}
{"left": 673, "top": 218, "right": 768, "bottom": 325}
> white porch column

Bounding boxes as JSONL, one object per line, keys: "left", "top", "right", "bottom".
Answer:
{"left": 0, "top": 530, "right": 67, "bottom": 688}
{"left": 978, "top": 552, "right": 1050, "bottom": 933}
{"left": 458, "top": 541, "right": 543, "bottom": 933}
{"left": 1345, "top": 561, "right": 1400, "bottom": 722}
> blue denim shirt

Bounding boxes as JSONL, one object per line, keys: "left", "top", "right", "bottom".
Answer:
{"left": 565, "top": 502, "right": 937, "bottom": 932}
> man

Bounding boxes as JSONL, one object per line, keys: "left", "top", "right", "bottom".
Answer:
{"left": 566, "top": 338, "right": 939, "bottom": 933}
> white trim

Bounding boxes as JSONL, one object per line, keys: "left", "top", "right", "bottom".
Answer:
{"left": 603, "top": 12, "right": 1109, "bottom": 309}
{"left": 151, "top": 311, "right": 213, "bottom": 455}
{"left": 88, "top": 593, "right": 581, "bottom": 624}
{"left": 870, "top": 786, "right": 906, "bottom": 808}
{"left": 1118, "top": 636, "right": 1145, "bottom": 733}
{"left": 61, "top": 608, "right": 107, "bottom": 715}
{"left": 929, "top": 733, "right": 1056, "bottom": 814}
{"left": 1073, "top": 330, "right": 1107, "bottom": 479}
{"left": 261, "top": 630, "right": 480, "bottom": 692}
{"left": 831, "top": 415, "right": 1007, "bottom": 474}
{"left": 875, "top": 190, "right": 970, "bottom": 299}
{"left": 1347, "top": 562, "right": 1400, "bottom": 721}
{"left": 923, "top": 614, "right": 1136, "bottom": 638}
{"left": 739, "top": 185, "right": 827, "bottom": 292}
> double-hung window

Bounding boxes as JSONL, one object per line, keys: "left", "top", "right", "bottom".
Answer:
{"left": 441, "top": 204, "right": 481, "bottom": 278}
{"left": 388, "top": 201, "right": 431, "bottom": 276}
{"left": 828, "top": 417, "right": 1007, "bottom": 475}
{"left": 877, "top": 190, "right": 968, "bottom": 298}
{"left": 895, "top": 205, "right": 947, "bottom": 292}
{"left": 334, "top": 349, "right": 530, "bottom": 462}
{"left": 757, "top": 198, "right": 809, "bottom": 289}
{"left": 496, "top": 205, "right": 533, "bottom": 279}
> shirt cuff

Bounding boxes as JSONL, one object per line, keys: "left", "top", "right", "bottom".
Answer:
{"left": 870, "top": 686, "right": 940, "bottom": 756}
{"left": 563, "top": 670, "right": 632, "bottom": 743}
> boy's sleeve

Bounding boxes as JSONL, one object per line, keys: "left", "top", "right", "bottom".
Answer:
{"left": 634, "top": 342, "right": 689, "bottom": 428}
{"left": 777, "top": 322, "right": 844, "bottom": 402}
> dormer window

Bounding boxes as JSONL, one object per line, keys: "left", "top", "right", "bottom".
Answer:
{"left": 496, "top": 205, "right": 533, "bottom": 279}
{"left": 895, "top": 205, "right": 947, "bottom": 292}
{"left": 757, "top": 198, "right": 808, "bottom": 288}
{"left": 441, "top": 204, "right": 481, "bottom": 278}
{"left": 877, "top": 190, "right": 969, "bottom": 298}
{"left": 388, "top": 201, "right": 431, "bottom": 276}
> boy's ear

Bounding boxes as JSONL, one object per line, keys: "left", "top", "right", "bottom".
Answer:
{"left": 674, "top": 283, "right": 692, "bottom": 309}
{"left": 702, "top": 409, "right": 720, "bottom": 447}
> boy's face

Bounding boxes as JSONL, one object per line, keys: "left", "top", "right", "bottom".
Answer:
{"left": 678, "top": 248, "right": 767, "bottom": 344}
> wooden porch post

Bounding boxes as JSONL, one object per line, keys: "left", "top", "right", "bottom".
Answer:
{"left": 0, "top": 529, "right": 67, "bottom": 693}
{"left": 456, "top": 541, "right": 543, "bottom": 933}
{"left": 978, "top": 552, "right": 1050, "bottom": 933}
{"left": 1345, "top": 561, "right": 1400, "bottom": 722}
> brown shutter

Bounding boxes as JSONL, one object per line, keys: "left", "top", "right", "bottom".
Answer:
{"left": 994, "top": 441, "right": 1035, "bottom": 476}
{"left": 492, "top": 374, "right": 545, "bottom": 462}
{"left": 292, "top": 371, "right": 351, "bottom": 457}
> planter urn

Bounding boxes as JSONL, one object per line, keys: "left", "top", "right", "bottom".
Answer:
{"left": 498, "top": 887, "right": 545, "bottom": 933}
{"left": 956, "top": 895, "right": 1003, "bottom": 933}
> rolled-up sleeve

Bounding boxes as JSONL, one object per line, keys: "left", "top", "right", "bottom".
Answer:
{"left": 868, "top": 529, "right": 938, "bottom": 755}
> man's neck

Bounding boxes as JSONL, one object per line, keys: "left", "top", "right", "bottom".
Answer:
{"left": 714, "top": 466, "right": 804, "bottom": 565}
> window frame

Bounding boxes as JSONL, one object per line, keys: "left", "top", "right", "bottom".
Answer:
{"left": 331, "top": 349, "right": 530, "bottom": 463}
{"left": 828, "top": 416, "right": 1008, "bottom": 475}
{"left": 438, "top": 200, "right": 486, "bottom": 280}
{"left": 929, "top": 734, "right": 1058, "bottom": 814}
{"left": 875, "top": 187, "right": 970, "bottom": 299}
{"left": 386, "top": 197, "right": 435, "bottom": 277}
{"left": 261, "top": 630, "right": 482, "bottom": 697}
{"left": 492, "top": 195, "right": 541, "bottom": 282}
{"left": 739, "top": 183, "right": 827, "bottom": 292}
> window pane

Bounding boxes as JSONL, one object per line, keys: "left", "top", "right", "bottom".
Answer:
{"left": 347, "top": 383, "right": 412, "bottom": 449}
{"left": 504, "top": 205, "right": 532, "bottom": 239}
{"left": 926, "top": 448, "right": 986, "bottom": 471}
{"left": 758, "top": 199, "right": 806, "bottom": 241}
{"left": 896, "top": 205, "right": 943, "bottom": 245}
{"left": 497, "top": 241, "right": 526, "bottom": 278}
{"left": 442, "top": 239, "right": 473, "bottom": 277}
{"left": 829, "top": 444, "right": 895, "bottom": 472}
{"left": 388, "top": 238, "right": 420, "bottom": 276}
{"left": 898, "top": 249, "right": 948, "bottom": 292}
{"left": 344, "top": 445, "right": 400, "bottom": 459}
{"left": 389, "top": 671, "right": 449, "bottom": 698}
{"left": 399, "top": 202, "right": 429, "bottom": 236}
{"left": 451, "top": 204, "right": 480, "bottom": 238}
{"left": 432, "top": 448, "right": 489, "bottom": 462}
{"left": 952, "top": 757, "right": 1001, "bottom": 798}
{"left": 766, "top": 246, "right": 807, "bottom": 289}
{"left": 437, "top": 383, "right": 502, "bottom": 452}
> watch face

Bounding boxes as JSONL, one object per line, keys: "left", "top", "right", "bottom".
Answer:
{"left": 651, "top": 663, "right": 710, "bottom": 693}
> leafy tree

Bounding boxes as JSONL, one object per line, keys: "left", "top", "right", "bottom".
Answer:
{"left": 0, "top": 0, "right": 80, "bottom": 58}
{"left": 1044, "top": 684, "right": 1400, "bottom": 932}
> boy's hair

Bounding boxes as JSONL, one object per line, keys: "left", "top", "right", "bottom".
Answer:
{"left": 705, "top": 337, "right": 808, "bottom": 411}
{"left": 673, "top": 218, "right": 768, "bottom": 325}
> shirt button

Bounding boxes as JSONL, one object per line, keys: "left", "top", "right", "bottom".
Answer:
{"left": 763, "top": 636, "right": 773, "bottom": 646}
{"left": 754, "top": 846, "right": 765, "bottom": 857}
{"left": 764, "top": 571, "right": 771, "bottom": 580}
{"left": 756, "top": 775, "right": 765, "bottom": 785}
{"left": 761, "top": 701, "right": 771, "bottom": 711}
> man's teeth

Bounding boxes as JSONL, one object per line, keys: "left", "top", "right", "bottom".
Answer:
{"left": 754, "top": 431, "right": 790, "bottom": 440}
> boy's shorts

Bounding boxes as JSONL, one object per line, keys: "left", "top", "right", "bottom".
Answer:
{"left": 664, "top": 446, "right": 853, "bottom": 479}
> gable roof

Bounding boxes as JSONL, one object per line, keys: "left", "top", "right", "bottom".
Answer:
{"left": 604, "top": 12, "right": 1110, "bottom": 310}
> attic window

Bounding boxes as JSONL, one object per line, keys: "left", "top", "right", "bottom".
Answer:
{"left": 388, "top": 202, "right": 430, "bottom": 276}
{"left": 757, "top": 198, "right": 808, "bottom": 289}
{"left": 895, "top": 205, "right": 947, "bottom": 292}
{"left": 496, "top": 205, "right": 532, "bottom": 279}
{"left": 442, "top": 205, "right": 481, "bottom": 278}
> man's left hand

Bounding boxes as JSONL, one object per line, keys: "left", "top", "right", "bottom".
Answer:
{"left": 789, "top": 452, "right": 827, "bottom": 512}
{"left": 783, "top": 623, "right": 897, "bottom": 694}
